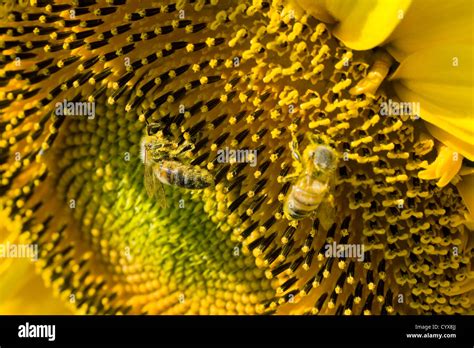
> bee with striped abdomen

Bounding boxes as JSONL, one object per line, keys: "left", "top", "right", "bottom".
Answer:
{"left": 282, "top": 133, "right": 339, "bottom": 230}
{"left": 141, "top": 122, "right": 214, "bottom": 208}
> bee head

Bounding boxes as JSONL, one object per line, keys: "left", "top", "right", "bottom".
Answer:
{"left": 140, "top": 134, "right": 170, "bottom": 163}
{"left": 309, "top": 145, "right": 337, "bottom": 172}
{"left": 140, "top": 136, "right": 153, "bottom": 163}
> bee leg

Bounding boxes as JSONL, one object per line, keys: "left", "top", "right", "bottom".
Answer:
{"left": 349, "top": 49, "right": 394, "bottom": 97}
{"left": 326, "top": 193, "right": 335, "bottom": 206}
{"left": 307, "top": 132, "right": 323, "bottom": 145}
{"left": 179, "top": 140, "right": 195, "bottom": 152}
{"left": 172, "top": 139, "right": 195, "bottom": 159}
{"left": 289, "top": 134, "right": 302, "bottom": 162}
{"left": 168, "top": 138, "right": 194, "bottom": 156}
{"left": 279, "top": 172, "right": 300, "bottom": 183}
{"left": 317, "top": 194, "right": 336, "bottom": 231}
{"left": 169, "top": 122, "right": 180, "bottom": 137}
{"left": 146, "top": 122, "right": 163, "bottom": 136}
{"left": 183, "top": 140, "right": 195, "bottom": 153}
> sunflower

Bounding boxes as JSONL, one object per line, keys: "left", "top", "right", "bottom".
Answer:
{"left": 0, "top": 0, "right": 472, "bottom": 315}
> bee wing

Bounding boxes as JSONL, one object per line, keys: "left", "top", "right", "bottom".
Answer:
{"left": 315, "top": 180, "right": 337, "bottom": 231}
{"left": 316, "top": 199, "right": 336, "bottom": 231}
{"left": 326, "top": 172, "right": 337, "bottom": 190}
{"left": 144, "top": 164, "right": 156, "bottom": 197}
{"left": 154, "top": 178, "right": 167, "bottom": 209}
{"left": 289, "top": 135, "right": 301, "bottom": 162}
{"left": 144, "top": 164, "right": 167, "bottom": 208}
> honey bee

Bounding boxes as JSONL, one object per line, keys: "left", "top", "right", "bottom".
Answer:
{"left": 141, "top": 122, "right": 214, "bottom": 207}
{"left": 282, "top": 133, "right": 339, "bottom": 230}
{"left": 349, "top": 49, "right": 395, "bottom": 97}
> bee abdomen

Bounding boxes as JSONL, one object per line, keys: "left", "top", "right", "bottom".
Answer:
{"left": 285, "top": 205, "right": 311, "bottom": 220}
{"left": 284, "top": 186, "right": 322, "bottom": 220}
{"left": 159, "top": 161, "right": 213, "bottom": 189}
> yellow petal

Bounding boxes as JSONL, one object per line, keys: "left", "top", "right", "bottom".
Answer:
{"left": 390, "top": 43, "right": 474, "bottom": 160}
{"left": 0, "top": 208, "right": 71, "bottom": 314}
{"left": 386, "top": 0, "right": 474, "bottom": 61}
{"left": 390, "top": 44, "right": 472, "bottom": 90}
{"left": 425, "top": 123, "right": 474, "bottom": 163}
{"left": 393, "top": 82, "right": 474, "bottom": 160}
{"left": 456, "top": 173, "right": 474, "bottom": 229}
{"left": 0, "top": 257, "right": 72, "bottom": 314}
{"left": 287, "top": 0, "right": 336, "bottom": 23}
{"left": 418, "top": 146, "right": 463, "bottom": 187}
{"left": 291, "top": 0, "right": 411, "bottom": 50}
